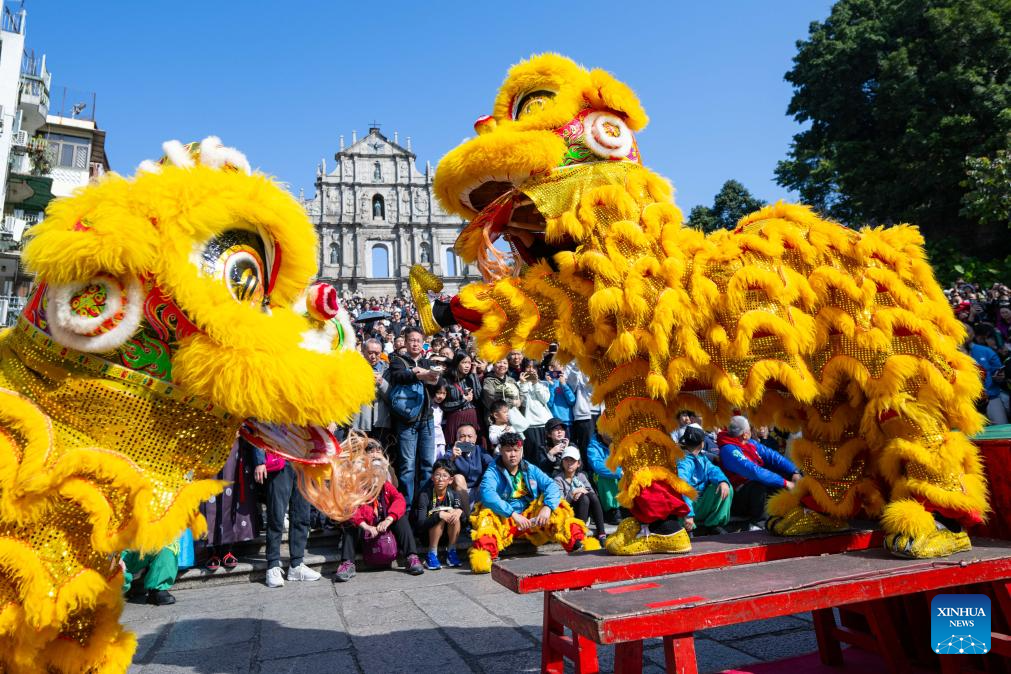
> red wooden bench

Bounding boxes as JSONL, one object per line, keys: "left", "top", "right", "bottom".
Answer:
{"left": 493, "top": 529, "right": 883, "bottom": 672}
{"left": 548, "top": 539, "right": 1011, "bottom": 674}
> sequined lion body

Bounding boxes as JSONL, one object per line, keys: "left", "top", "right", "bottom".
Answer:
{"left": 427, "top": 54, "right": 988, "bottom": 561}
{"left": 0, "top": 139, "right": 376, "bottom": 673}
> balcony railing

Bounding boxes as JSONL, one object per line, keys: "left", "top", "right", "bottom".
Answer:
{"left": 11, "top": 129, "right": 27, "bottom": 148}
{"left": 0, "top": 296, "right": 25, "bottom": 328}
{"left": 19, "top": 76, "right": 50, "bottom": 108}
{"left": 2, "top": 3, "right": 23, "bottom": 34}
{"left": 1, "top": 215, "right": 30, "bottom": 242}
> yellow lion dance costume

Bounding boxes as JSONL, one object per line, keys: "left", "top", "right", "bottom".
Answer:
{"left": 414, "top": 54, "right": 987, "bottom": 561}
{"left": 0, "top": 138, "right": 377, "bottom": 672}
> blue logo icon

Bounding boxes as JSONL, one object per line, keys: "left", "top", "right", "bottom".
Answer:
{"left": 931, "top": 594, "right": 991, "bottom": 654}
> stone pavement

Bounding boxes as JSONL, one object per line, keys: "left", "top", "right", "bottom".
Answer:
{"left": 124, "top": 549, "right": 823, "bottom": 674}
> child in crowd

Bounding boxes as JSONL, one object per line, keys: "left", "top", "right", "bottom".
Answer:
{"left": 468, "top": 432, "right": 599, "bottom": 573}
{"left": 553, "top": 446, "right": 608, "bottom": 544}
{"left": 587, "top": 431, "right": 622, "bottom": 524}
{"left": 447, "top": 423, "right": 491, "bottom": 516}
{"left": 675, "top": 425, "right": 732, "bottom": 535}
{"left": 486, "top": 400, "right": 514, "bottom": 454}
{"left": 413, "top": 460, "right": 465, "bottom": 570}
{"left": 333, "top": 440, "right": 425, "bottom": 582}
{"left": 431, "top": 381, "right": 448, "bottom": 460}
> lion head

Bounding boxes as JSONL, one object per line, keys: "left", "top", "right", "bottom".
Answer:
{"left": 435, "top": 54, "right": 654, "bottom": 278}
{"left": 432, "top": 55, "right": 683, "bottom": 367}
{"left": 21, "top": 138, "right": 374, "bottom": 434}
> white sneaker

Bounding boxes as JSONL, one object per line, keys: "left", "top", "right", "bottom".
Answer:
{"left": 265, "top": 566, "right": 285, "bottom": 588}
{"left": 287, "top": 563, "right": 321, "bottom": 581}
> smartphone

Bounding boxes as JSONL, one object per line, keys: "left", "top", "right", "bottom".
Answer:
{"left": 455, "top": 441, "right": 478, "bottom": 455}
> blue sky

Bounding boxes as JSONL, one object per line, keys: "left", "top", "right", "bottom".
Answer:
{"left": 24, "top": 1, "right": 835, "bottom": 213}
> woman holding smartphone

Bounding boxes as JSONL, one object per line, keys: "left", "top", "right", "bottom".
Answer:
{"left": 518, "top": 358, "right": 553, "bottom": 465}
{"left": 443, "top": 351, "right": 483, "bottom": 448}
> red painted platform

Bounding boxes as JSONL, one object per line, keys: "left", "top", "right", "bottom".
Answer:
{"left": 493, "top": 528, "right": 883, "bottom": 594}
{"left": 549, "top": 539, "right": 1011, "bottom": 673}
{"left": 719, "top": 647, "right": 933, "bottom": 674}
{"left": 972, "top": 425, "right": 1011, "bottom": 541}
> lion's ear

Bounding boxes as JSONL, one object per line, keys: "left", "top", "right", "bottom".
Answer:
{"left": 585, "top": 69, "right": 649, "bottom": 131}
{"left": 22, "top": 174, "right": 160, "bottom": 285}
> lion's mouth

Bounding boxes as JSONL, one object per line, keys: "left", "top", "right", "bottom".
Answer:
{"left": 240, "top": 420, "right": 340, "bottom": 465}
{"left": 460, "top": 178, "right": 575, "bottom": 282}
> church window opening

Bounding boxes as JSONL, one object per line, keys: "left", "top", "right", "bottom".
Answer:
{"left": 329, "top": 242, "right": 339, "bottom": 265}
{"left": 370, "top": 244, "right": 390, "bottom": 278}
{"left": 373, "top": 161, "right": 382, "bottom": 181}
{"left": 445, "top": 249, "right": 458, "bottom": 276}
{"left": 372, "top": 194, "right": 385, "bottom": 220}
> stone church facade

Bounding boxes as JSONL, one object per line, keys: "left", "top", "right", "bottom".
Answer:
{"left": 302, "top": 125, "right": 480, "bottom": 297}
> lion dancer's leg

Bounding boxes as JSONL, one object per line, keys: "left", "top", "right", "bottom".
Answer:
{"left": 874, "top": 395, "right": 988, "bottom": 558}
{"left": 599, "top": 389, "right": 694, "bottom": 555}
{"left": 768, "top": 389, "right": 886, "bottom": 535}
{"left": 468, "top": 499, "right": 599, "bottom": 573}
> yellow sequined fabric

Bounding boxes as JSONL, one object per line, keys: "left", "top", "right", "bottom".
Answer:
{"left": 0, "top": 319, "right": 241, "bottom": 673}
{"left": 459, "top": 162, "right": 989, "bottom": 557}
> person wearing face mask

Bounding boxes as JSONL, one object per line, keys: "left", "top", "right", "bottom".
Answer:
{"left": 351, "top": 339, "right": 393, "bottom": 449}
{"left": 333, "top": 440, "right": 425, "bottom": 582}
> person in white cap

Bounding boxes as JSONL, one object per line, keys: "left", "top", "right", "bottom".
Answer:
{"left": 554, "top": 445, "right": 608, "bottom": 543}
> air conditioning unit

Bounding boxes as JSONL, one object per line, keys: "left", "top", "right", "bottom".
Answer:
{"left": 12, "top": 130, "right": 28, "bottom": 148}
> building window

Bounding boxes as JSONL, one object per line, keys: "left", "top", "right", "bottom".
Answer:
{"left": 373, "top": 161, "right": 382, "bottom": 181}
{"left": 445, "top": 249, "right": 457, "bottom": 276}
{"left": 419, "top": 242, "right": 430, "bottom": 263}
{"left": 372, "top": 194, "right": 385, "bottom": 220}
{"left": 370, "top": 244, "right": 390, "bottom": 278}
{"left": 329, "top": 242, "right": 339, "bottom": 265}
{"left": 45, "top": 133, "right": 90, "bottom": 169}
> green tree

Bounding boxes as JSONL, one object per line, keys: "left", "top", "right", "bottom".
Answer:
{"left": 962, "top": 145, "right": 1011, "bottom": 227}
{"left": 687, "top": 179, "right": 766, "bottom": 232}
{"left": 775, "top": 0, "right": 1011, "bottom": 257}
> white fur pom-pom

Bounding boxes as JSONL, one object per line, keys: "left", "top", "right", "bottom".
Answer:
{"left": 47, "top": 274, "right": 143, "bottom": 353}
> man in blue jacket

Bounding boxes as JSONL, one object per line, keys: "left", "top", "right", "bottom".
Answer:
{"left": 964, "top": 322, "right": 1008, "bottom": 424}
{"left": 718, "top": 416, "right": 800, "bottom": 531}
{"left": 676, "top": 425, "right": 732, "bottom": 535}
{"left": 468, "top": 432, "right": 599, "bottom": 573}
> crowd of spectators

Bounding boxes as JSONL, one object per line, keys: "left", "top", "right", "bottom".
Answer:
{"left": 196, "top": 284, "right": 1008, "bottom": 584}
{"left": 946, "top": 280, "right": 1011, "bottom": 424}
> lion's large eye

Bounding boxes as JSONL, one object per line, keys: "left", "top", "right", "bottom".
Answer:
{"left": 200, "top": 229, "right": 269, "bottom": 308}
{"left": 513, "top": 90, "right": 556, "bottom": 120}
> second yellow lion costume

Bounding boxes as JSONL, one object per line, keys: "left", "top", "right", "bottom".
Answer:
{"left": 416, "top": 54, "right": 987, "bottom": 560}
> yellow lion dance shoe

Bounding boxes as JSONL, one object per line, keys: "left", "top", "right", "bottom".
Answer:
{"left": 423, "top": 54, "right": 989, "bottom": 563}
{"left": 605, "top": 517, "right": 692, "bottom": 556}
{"left": 0, "top": 138, "right": 378, "bottom": 673}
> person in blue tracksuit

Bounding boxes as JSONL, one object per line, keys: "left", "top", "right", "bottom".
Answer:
{"left": 586, "top": 431, "right": 623, "bottom": 524}
{"left": 675, "top": 425, "right": 732, "bottom": 534}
